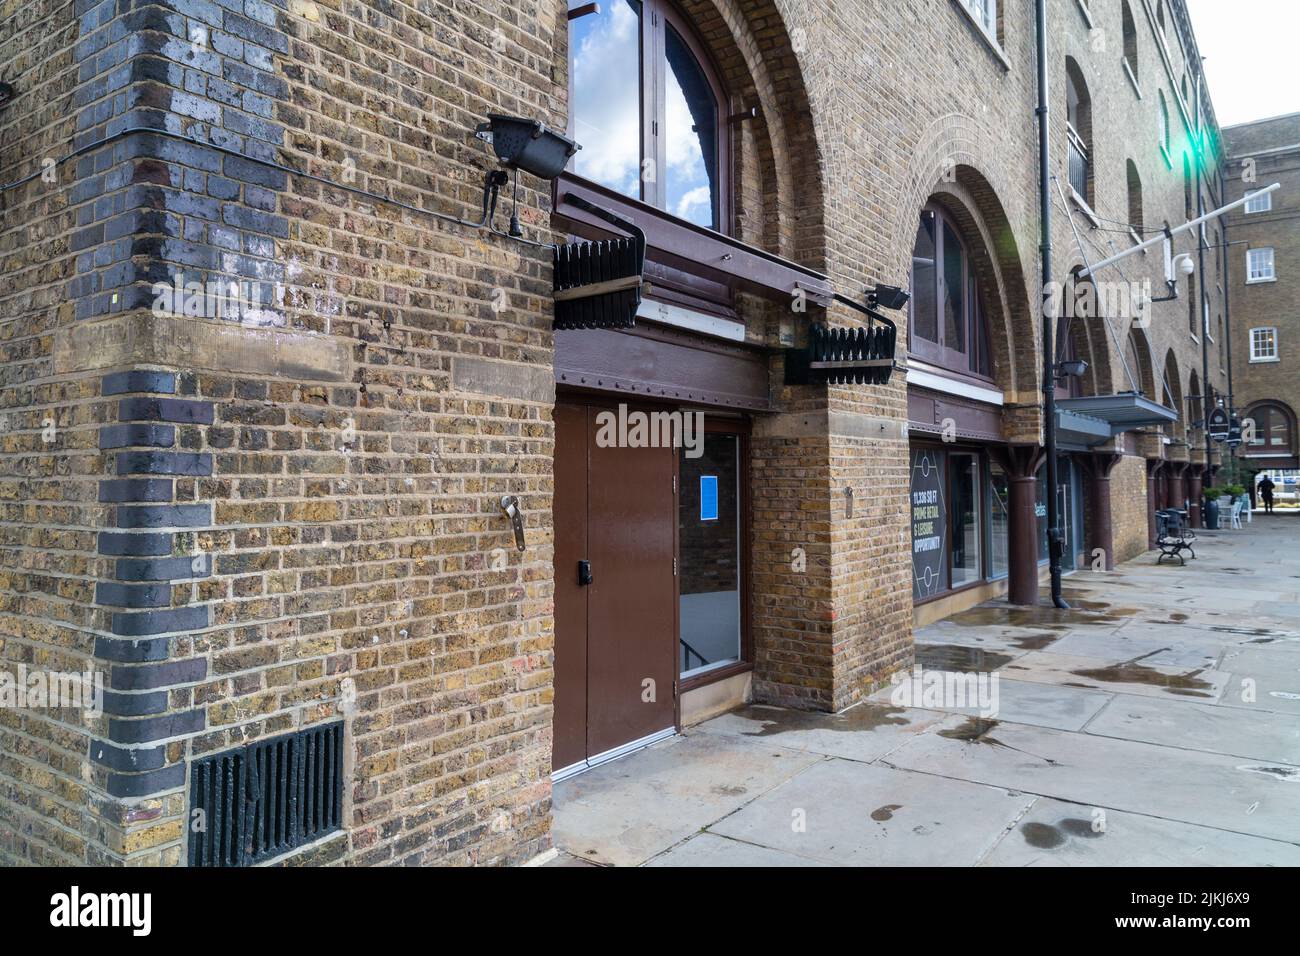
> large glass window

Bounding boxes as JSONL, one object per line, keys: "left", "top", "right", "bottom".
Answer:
{"left": 568, "top": 0, "right": 726, "bottom": 231}
{"left": 910, "top": 448, "right": 947, "bottom": 601}
{"left": 679, "top": 432, "right": 742, "bottom": 678}
{"left": 950, "top": 454, "right": 981, "bottom": 587}
{"left": 908, "top": 207, "right": 992, "bottom": 376}
{"left": 987, "top": 463, "right": 1010, "bottom": 579}
{"left": 569, "top": 1, "right": 643, "bottom": 199}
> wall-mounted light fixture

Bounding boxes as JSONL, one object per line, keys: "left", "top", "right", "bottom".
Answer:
{"left": 476, "top": 113, "right": 580, "bottom": 236}
{"left": 867, "top": 283, "right": 909, "bottom": 311}
{"left": 476, "top": 114, "right": 579, "bottom": 181}
{"left": 1056, "top": 359, "right": 1089, "bottom": 380}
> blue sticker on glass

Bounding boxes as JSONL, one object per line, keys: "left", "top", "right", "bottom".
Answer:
{"left": 700, "top": 476, "right": 719, "bottom": 521}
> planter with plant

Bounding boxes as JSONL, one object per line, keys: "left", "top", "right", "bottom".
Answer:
{"left": 1203, "top": 487, "right": 1223, "bottom": 529}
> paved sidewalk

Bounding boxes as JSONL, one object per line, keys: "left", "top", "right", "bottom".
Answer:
{"left": 551, "top": 515, "right": 1300, "bottom": 866}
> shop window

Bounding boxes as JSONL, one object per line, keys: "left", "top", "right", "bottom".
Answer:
{"left": 949, "top": 453, "right": 982, "bottom": 588}
{"left": 908, "top": 207, "right": 993, "bottom": 377}
{"left": 678, "top": 431, "right": 743, "bottom": 678}
{"left": 910, "top": 447, "right": 991, "bottom": 600}
{"left": 987, "top": 464, "right": 1010, "bottom": 580}
{"left": 567, "top": 0, "right": 727, "bottom": 231}
{"left": 910, "top": 447, "right": 947, "bottom": 601}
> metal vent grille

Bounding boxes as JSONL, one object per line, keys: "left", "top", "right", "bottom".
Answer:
{"left": 188, "top": 722, "right": 343, "bottom": 867}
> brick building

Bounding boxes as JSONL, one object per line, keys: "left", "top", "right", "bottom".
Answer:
{"left": 1223, "top": 112, "right": 1300, "bottom": 485}
{"left": 0, "top": 0, "right": 1232, "bottom": 867}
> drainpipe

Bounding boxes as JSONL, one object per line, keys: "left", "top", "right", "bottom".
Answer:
{"left": 1195, "top": 64, "right": 1213, "bottom": 494}
{"left": 1219, "top": 165, "right": 1236, "bottom": 482}
{"left": 1035, "top": 0, "right": 1068, "bottom": 609}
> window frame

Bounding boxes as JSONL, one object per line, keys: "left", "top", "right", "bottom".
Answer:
{"left": 1246, "top": 246, "right": 1276, "bottom": 283}
{"left": 908, "top": 206, "right": 994, "bottom": 380}
{"left": 1244, "top": 189, "right": 1272, "bottom": 214}
{"left": 1246, "top": 404, "right": 1294, "bottom": 453}
{"left": 1157, "top": 91, "right": 1171, "bottom": 165}
{"left": 1250, "top": 326, "right": 1279, "bottom": 363}
{"left": 565, "top": 0, "right": 732, "bottom": 236}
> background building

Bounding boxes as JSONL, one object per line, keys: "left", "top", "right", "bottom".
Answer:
{"left": 1223, "top": 112, "right": 1300, "bottom": 492}
{"left": 0, "top": 0, "right": 1233, "bottom": 867}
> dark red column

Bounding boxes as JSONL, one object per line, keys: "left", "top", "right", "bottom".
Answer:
{"left": 1187, "top": 466, "right": 1204, "bottom": 528}
{"left": 994, "top": 446, "right": 1046, "bottom": 606}
{"left": 1168, "top": 464, "right": 1187, "bottom": 514}
{"left": 1146, "top": 460, "right": 1162, "bottom": 548}
{"left": 1084, "top": 453, "right": 1121, "bottom": 570}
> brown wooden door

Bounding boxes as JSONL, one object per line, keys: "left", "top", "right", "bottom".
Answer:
{"left": 552, "top": 401, "right": 677, "bottom": 772}
{"left": 552, "top": 402, "right": 590, "bottom": 772}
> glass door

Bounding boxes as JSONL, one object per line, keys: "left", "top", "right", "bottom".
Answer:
{"left": 678, "top": 430, "right": 743, "bottom": 679}
{"left": 949, "top": 453, "right": 981, "bottom": 587}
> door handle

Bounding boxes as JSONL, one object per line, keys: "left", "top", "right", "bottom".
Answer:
{"left": 499, "top": 495, "right": 526, "bottom": 552}
{"left": 577, "top": 559, "right": 593, "bottom": 586}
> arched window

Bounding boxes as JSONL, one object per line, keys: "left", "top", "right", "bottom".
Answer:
{"left": 1121, "top": 1, "right": 1138, "bottom": 82}
{"left": 568, "top": 0, "right": 728, "bottom": 231}
{"left": 1157, "top": 91, "right": 1170, "bottom": 157}
{"left": 1126, "top": 159, "right": 1143, "bottom": 234}
{"left": 908, "top": 206, "right": 992, "bottom": 377}
{"left": 1065, "top": 58, "right": 1092, "bottom": 202}
{"left": 1247, "top": 403, "right": 1295, "bottom": 453}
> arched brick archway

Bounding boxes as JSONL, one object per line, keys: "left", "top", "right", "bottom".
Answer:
{"left": 915, "top": 171, "right": 1039, "bottom": 407}
{"left": 676, "top": 0, "right": 827, "bottom": 269}
{"left": 1162, "top": 350, "right": 1185, "bottom": 441}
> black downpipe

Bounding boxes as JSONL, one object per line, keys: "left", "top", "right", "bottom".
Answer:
{"left": 1220, "top": 166, "right": 1235, "bottom": 477}
{"left": 1195, "top": 69, "right": 1212, "bottom": 481}
{"left": 1035, "top": 0, "right": 1069, "bottom": 609}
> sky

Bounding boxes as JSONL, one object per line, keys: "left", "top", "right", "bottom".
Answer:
{"left": 1185, "top": 0, "right": 1300, "bottom": 127}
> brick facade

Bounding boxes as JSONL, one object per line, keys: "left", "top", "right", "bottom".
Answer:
{"left": 1223, "top": 112, "right": 1300, "bottom": 473}
{"left": 1, "top": 0, "right": 1233, "bottom": 866}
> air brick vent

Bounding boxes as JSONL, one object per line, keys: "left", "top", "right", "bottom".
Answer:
{"left": 188, "top": 722, "right": 344, "bottom": 867}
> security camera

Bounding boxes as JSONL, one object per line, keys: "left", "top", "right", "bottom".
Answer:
{"left": 1175, "top": 254, "right": 1195, "bottom": 277}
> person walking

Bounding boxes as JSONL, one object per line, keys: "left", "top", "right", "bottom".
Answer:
{"left": 1258, "top": 475, "right": 1276, "bottom": 515}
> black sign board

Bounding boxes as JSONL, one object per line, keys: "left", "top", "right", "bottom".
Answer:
{"left": 911, "top": 449, "right": 946, "bottom": 601}
{"left": 1207, "top": 406, "right": 1230, "bottom": 441}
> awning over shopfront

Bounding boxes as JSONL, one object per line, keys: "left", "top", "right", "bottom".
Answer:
{"left": 1055, "top": 392, "right": 1178, "bottom": 449}
{"left": 1055, "top": 408, "right": 1113, "bottom": 451}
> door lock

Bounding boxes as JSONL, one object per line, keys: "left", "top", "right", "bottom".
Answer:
{"left": 499, "top": 495, "right": 526, "bottom": 552}
{"left": 577, "top": 559, "right": 593, "bottom": 586}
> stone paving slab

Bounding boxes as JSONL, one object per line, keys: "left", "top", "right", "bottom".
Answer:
{"left": 883, "top": 716, "right": 1300, "bottom": 843}
{"left": 551, "top": 731, "right": 822, "bottom": 867}
{"left": 646, "top": 832, "right": 828, "bottom": 867}
{"left": 708, "top": 758, "right": 1035, "bottom": 866}
{"left": 552, "top": 517, "right": 1300, "bottom": 866}
{"left": 980, "top": 798, "right": 1300, "bottom": 867}
{"left": 1084, "top": 694, "right": 1300, "bottom": 764}
{"left": 997, "top": 650, "right": 1231, "bottom": 702}
{"left": 694, "top": 701, "right": 947, "bottom": 763}
{"left": 869, "top": 676, "right": 1112, "bottom": 731}
{"left": 1044, "top": 629, "right": 1224, "bottom": 669}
